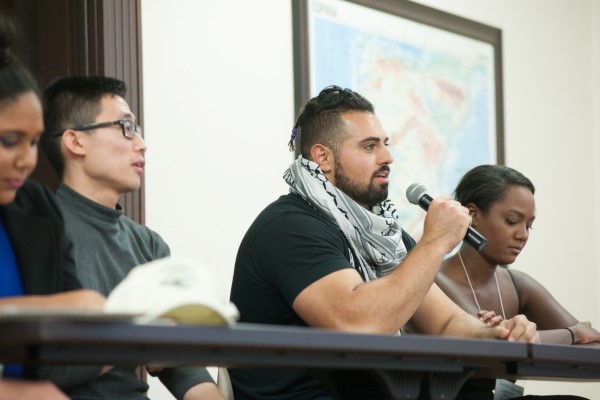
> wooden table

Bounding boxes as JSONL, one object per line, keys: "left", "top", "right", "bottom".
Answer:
{"left": 1, "top": 315, "right": 598, "bottom": 399}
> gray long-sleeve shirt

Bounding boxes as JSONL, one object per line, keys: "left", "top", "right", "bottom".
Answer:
{"left": 37, "top": 184, "right": 213, "bottom": 400}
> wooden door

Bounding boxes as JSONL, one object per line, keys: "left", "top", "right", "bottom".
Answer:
{"left": 0, "top": 0, "right": 145, "bottom": 223}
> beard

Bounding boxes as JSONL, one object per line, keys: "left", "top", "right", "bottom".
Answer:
{"left": 334, "top": 162, "right": 389, "bottom": 208}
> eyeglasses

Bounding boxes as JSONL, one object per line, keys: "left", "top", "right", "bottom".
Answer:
{"left": 58, "top": 119, "right": 142, "bottom": 140}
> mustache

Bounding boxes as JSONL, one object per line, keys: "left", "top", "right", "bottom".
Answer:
{"left": 372, "top": 165, "right": 390, "bottom": 178}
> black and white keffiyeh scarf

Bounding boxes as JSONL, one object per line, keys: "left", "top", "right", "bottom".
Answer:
{"left": 283, "top": 156, "right": 408, "bottom": 282}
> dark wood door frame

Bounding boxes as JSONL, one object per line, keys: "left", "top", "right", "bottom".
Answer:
{"left": 0, "top": 0, "right": 145, "bottom": 223}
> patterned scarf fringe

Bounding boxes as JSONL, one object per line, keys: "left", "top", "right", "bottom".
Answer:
{"left": 284, "top": 156, "right": 407, "bottom": 282}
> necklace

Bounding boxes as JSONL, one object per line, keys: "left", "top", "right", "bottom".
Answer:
{"left": 458, "top": 251, "right": 506, "bottom": 320}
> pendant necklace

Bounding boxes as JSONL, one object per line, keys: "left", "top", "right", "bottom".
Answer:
{"left": 458, "top": 251, "right": 506, "bottom": 319}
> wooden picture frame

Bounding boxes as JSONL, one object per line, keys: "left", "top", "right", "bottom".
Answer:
{"left": 293, "top": 0, "right": 504, "bottom": 238}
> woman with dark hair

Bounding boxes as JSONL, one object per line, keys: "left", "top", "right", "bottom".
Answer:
{"left": 0, "top": 13, "right": 103, "bottom": 399}
{"left": 437, "top": 164, "right": 599, "bottom": 399}
{"left": 438, "top": 164, "right": 599, "bottom": 344}
{"left": 0, "top": 15, "right": 102, "bottom": 310}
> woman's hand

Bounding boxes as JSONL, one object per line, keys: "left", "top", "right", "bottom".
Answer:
{"left": 478, "top": 309, "right": 504, "bottom": 327}
{"left": 571, "top": 321, "right": 600, "bottom": 344}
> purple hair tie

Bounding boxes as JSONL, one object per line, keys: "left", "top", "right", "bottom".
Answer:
{"left": 288, "top": 126, "right": 300, "bottom": 152}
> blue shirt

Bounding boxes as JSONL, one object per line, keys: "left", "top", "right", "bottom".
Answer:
{"left": 0, "top": 217, "right": 24, "bottom": 297}
{"left": 0, "top": 217, "right": 25, "bottom": 378}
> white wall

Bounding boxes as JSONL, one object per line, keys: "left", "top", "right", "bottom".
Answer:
{"left": 141, "top": 1, "right": 600, "bottom": 398}
{"left": 416, "top": 1, "right": 600, "bottom": 397}
{"left": 594, "top": 0, "right": 600, "bottom": 315}
{"left": 142, "top": 0, "right": 294, "bottom": 296}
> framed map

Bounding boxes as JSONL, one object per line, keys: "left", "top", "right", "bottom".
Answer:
{"left": 292, "top": 0, "right": 504, "bottom": 239}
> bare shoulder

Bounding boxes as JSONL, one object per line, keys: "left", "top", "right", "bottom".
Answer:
{"left": 503, "top": 267, "right": 540, "bottom": 289}
{"left": 503, "top": 267, "right": 556, "bottom": 307}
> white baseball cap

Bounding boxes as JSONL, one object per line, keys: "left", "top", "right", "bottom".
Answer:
{"left": 105, "top": 257, "right": 239, "bottom": 325}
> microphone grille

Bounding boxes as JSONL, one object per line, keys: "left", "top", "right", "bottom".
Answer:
{"left": 406, "top": 183, "right": 428, "bottom": 205}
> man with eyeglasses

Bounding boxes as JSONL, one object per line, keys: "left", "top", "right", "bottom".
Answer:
{"left": 39, "top": 76, "right": 225, "bottom": 400}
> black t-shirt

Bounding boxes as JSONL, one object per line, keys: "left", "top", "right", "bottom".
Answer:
{"left": 229, "top": 193, "right": 415, "bottom": 400}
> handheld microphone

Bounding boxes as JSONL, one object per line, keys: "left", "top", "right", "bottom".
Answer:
{"left": 405, "top": 183, "right": 488, "bottom": 252}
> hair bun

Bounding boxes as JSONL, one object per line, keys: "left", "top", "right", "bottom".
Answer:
{"left": 0, "top": 16, "right": 16, "bottom": 68}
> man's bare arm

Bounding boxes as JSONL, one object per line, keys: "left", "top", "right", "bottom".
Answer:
{"left": 293, "top": 196, "right": 471, "bottom": 334}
